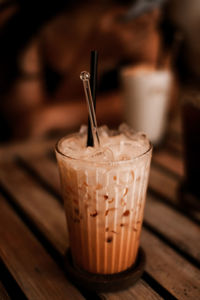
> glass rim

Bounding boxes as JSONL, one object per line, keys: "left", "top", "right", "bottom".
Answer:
{"left": 55, "top": 132, "right": 153, "bottom": 166}
{"left": 120, "top": 65, "right": 172, "bottom": 78}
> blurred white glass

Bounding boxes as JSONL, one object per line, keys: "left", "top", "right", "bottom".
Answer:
{"left": 120, "top": 65, "right": 172, "bottom": 145}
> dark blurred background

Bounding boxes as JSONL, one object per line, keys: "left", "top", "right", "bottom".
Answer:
{"left": 0, "top": 0, "right": 200, "bottom": 142}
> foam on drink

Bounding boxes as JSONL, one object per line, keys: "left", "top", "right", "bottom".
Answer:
{"left": 56, "top": 124, "right": 152, "bottom": 274}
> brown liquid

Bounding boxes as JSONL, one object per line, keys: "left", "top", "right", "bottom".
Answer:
{"left": 181, "top": 103, "right": 200, "bottom": 198}
{"left": 57, "top": 156, "right": 151, "bottom": 274}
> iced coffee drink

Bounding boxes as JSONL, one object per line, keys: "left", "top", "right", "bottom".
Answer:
{"left": 56, "top": 124, "right": 152, "bottom": 274}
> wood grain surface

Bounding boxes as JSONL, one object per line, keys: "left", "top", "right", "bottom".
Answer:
{"left": 0, "top": 163, "right": 67, "bottom": 256}
{"left": 0, "top": 195, "right": 83, "bottom": 300}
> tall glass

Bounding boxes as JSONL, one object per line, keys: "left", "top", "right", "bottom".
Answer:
{"left": 120, "top": 65, "right": 172, "bottom": 145}
{"left": 55, "top": 131, "right": 152, "bottom": 274}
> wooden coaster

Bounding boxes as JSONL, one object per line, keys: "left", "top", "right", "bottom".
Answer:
{"left": 64, "top": 247, "right": 146, "bottom": 293}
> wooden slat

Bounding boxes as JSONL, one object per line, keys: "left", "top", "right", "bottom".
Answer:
{"left": 153, "top": 150, "right": 184, "bottom": 177}
{"left": 0, "top": 161, "right": 164, "bottom": 299}
{"left": 100, "top": 281, "right": 163, "bottom": 300}
{"left": 0, "top": 163, "right": 68, "bottom": 256}
{"left": 0, "top": 138, "right": 57, "bottom": 163}
{"left": 0, "top": 195, "right": 83, "bottom": 300}
{"left": 18, "top": 153, "right": 61, "bottom": 195}
{"left": 149, "top": 166, "right": 178, "bottom": 202}
{"left": 149, "top": 164, "right": 200, "bottom": 222}
{"left": 168, "top": 112, "right": 182, "bottom": 136}
{"left": 142, "top": 229, "right": 200, "bottom": 300}
{"left": 0, "top": 282, "right": 10, "bottom": 300}
{"left": 165, "top": 133, "right": 183, "bottom": 154}
{"left": 145, "top": 194, "right": 200, "bottom": 262}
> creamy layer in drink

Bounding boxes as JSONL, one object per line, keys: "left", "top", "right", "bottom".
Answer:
{"left": 56, "top": 124, "right": 152, "bottom": 274}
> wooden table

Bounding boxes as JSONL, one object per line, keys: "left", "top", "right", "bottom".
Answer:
{"left": 0, "top": 114, "right": 200, "bottom": 300}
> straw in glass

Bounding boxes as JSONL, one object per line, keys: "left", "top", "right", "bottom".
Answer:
{"left": 80, "top": 71, "right": 100, "bottom": 147}
{"left": 87, "top": 50, "right": 98, "bottom": 146}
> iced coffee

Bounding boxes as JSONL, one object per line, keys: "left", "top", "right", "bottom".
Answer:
{"left": 56, "top": 124, "right": 152, "bottom": 274}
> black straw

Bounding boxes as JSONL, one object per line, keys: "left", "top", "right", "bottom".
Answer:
{"left": 87, "top": 50, "right": 98, "bottom": 147}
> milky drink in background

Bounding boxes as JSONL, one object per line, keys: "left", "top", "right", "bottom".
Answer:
{"left": 121, "top": 65, "right": 172, "bottom": 145}
{"left": 56, "top": 124, "right": 152, "bottom": 274}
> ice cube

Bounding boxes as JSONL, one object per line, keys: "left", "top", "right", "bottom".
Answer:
{"left": 119, "top": 123, "right": 136, "bottom": 135}
{"left": 106, "top": 141, "right": 133, "bottom": 161}
{"left": 98, "top": 125, "right": 110, "bottom": 138}
{"left": 79, "top": 125, "right": 88, "bottom": 135}
{"left": 119, "top": 142, "right": 143, "bottom": 159}
{"left": 119, "top": 123, "right": 150, "bottom": 149}
{"left": 60, "top": 136, "right": 82, "bottom": 158}
{"left": 80, "top": 147, "right": 95, "bottom": 160}
{"left": 88, "top": 147, "right": 114, "bottom": 162}
{"left": 119, "top": 125, "right": 139, "bottom": 142}
{"left": 131, "top": 132, "right": 150, "bottom": 149}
